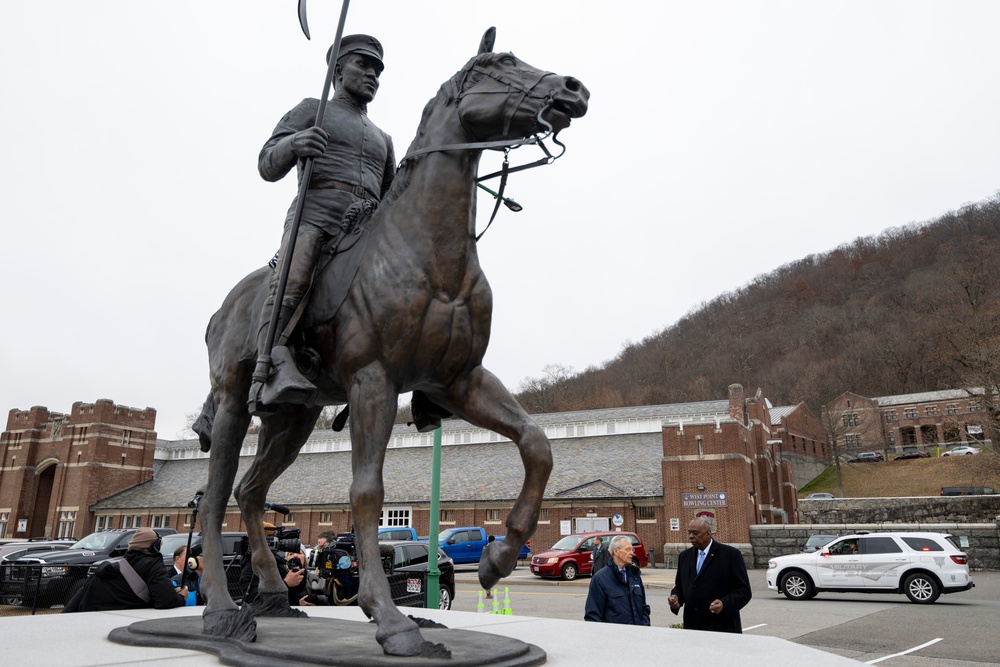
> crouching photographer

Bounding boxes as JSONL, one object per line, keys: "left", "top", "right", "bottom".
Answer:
{"left": 240, "top": 522, "right": 317, "bottom": 606}
{"left": 311, "top": 533, "right": 394, "bottom": 606}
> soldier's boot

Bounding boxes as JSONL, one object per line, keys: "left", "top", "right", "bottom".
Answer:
{"left": 248, "top": 304, "right": 316, "bottom": 415}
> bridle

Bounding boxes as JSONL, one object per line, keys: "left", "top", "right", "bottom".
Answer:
{"left": 398, "top": 57, "right": 571, "bottom": 241}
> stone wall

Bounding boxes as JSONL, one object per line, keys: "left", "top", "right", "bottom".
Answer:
{"left": 797, "top": 495, "right": 1000, "bottom": 524}
{"left": 749, "top": 521, "right": 1000, "bottom": 570}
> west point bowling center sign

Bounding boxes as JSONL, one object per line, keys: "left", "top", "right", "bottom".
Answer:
{"left": 680, "top": 492, "right": 728, "bottom": 508}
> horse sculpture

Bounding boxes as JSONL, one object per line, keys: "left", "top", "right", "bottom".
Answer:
{"left": 193, "top": 28, "right": 589, "bottom": 657}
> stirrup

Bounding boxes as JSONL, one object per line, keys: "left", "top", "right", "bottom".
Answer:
{"left": 258, "top": 346, "right": 317, "bottom": 408}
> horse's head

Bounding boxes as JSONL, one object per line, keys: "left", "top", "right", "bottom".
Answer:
{"left": 454, "top": 27, "right": 589, "bottom": 142}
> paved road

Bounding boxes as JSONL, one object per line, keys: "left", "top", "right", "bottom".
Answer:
{"left": 451, "top": 565, "right": 1000, "bottom": 666}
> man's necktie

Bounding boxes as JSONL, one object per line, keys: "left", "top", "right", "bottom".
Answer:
{"left": 618, "top": 569, "right": 626, "bottom": 585}
{"left": 696, "top": 550, "right": 706, "bottom": 574}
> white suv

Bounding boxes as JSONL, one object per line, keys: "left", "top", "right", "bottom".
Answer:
{"left": 767, "top": 532, "right": 974, "bottom": 604}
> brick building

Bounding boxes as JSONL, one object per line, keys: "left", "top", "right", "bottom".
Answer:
{"left": 0, "top": 399, "right": 157, "bottom": 540}
{"left": 824, "top": 388, "right": 995, "bottom": 456}
{"left": 2, "top": 388, "right": 821, "bottom": 557}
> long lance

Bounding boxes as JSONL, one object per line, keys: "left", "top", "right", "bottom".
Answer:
{"left": 257, "top": 0, "right": 351, "bottom": 372}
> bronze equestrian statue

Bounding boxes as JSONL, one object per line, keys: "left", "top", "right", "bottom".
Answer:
{"left": 192, "top": 28, "right": 589, "bottom": 657}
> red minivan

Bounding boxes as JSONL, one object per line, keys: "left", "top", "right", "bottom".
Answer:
{"left": 529, "top": 531, "right": 648, "bottom": 581}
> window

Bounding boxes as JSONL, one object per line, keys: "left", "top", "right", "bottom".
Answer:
{"left": 969, "top": 403, "right": 980, "bottom": 412}
{"left": 285, "top": 512, "right": 295, "bottom": 524}
{"left": 95, "top": 515, "right": 114, "bottom": 530}
{"left": 379, "top": 507, "right": 411, "bottom": 527}
{"left": 947, "top": 404, "right": 960, "bottom": 415}
{"left": 861, "top": 536, "right": 902, "bottom": 554}
{"left": 636, "top": 506, "right": 655, "bottom": 521}
{"left": 0, "top": 511, "right": 8, "bottom": 538}
{"left": 485, "top": 509, "right": 502, "bottom": 522}
{"left": 884, "top": 410, "right": 897, "bottom": 422}
{"left": 904, "top": 408, "right": 918, "bottom": 419}
{"left": 440, "top": 509, "right": 455, "bottom": 522}
{"left": 74, "top": 426, "right": 88, "bottom": 443}
{"left": 925, "top": 406, "right": 939, "bottom": 417}
{"left": 319, "top": 512, "right": 332, "bottom": 523}
{"left": 901, "top": 536, "right": 945, "bottom": 552}
{"left": 150, "top": 515, "right": 170, "bottom": 529}
{"left": 538, "top": 508, "right": 549, "bottom": 521}
{"left": 122, "top": 515, "right": 141, "bottom": 529}
{"left": 844, "top": 434, "right": 861, "bottom": 448}
{"left": 57, "top": 510, "right": 77, "bottom": 538}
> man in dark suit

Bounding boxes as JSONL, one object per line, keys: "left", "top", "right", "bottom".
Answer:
{"left": 668, "top": 517, "right": 752, "bottom": 633}
{"left": 591, "top": 536, "right": 609, "bottom": 573}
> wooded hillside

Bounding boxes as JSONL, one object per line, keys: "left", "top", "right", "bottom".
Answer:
{"left": 515, "top": 192, "right": 1000, "bottom": 420}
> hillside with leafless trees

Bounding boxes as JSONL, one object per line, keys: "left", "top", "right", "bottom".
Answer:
{"left": 515, "top": 192, "right": 1000, "bottom": 441}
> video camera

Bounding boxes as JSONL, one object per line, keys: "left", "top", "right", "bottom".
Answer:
{"left": 238, "top": 525, "right": 302, "bottom": 559}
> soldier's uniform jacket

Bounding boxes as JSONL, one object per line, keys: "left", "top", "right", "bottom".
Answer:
{"left": 259, "top": 95, "right": 396, "bottom": 235}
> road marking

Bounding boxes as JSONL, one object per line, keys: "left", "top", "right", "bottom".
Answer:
{"left": 742, "top": 623, "right": 767, "bottom": 632}
{"left": 866, "top": 638, "right": 943, "bottom": 664}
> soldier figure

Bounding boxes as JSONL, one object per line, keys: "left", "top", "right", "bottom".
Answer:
{"left": 249, "top": 35, "right": 395, "bottom": 413}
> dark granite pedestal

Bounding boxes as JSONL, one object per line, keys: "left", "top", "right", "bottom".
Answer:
{"left": 109, "top": 616, "right": 545, "bottom": 667}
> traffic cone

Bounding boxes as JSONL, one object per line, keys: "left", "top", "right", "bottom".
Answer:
{"left": 476, "top": 590, "right": 485, "bottom": 613}
{"left": 491, "top": 589, "right": 501, "bottom": 614}
{"left": 502, "top": 586, "right": 512, "bottom": 615}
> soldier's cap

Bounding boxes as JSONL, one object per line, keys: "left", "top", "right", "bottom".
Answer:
{"left": 327, "top": 34, "right": 384, "bottom": 73}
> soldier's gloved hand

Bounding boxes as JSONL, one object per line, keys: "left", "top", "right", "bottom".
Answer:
{"left": 290, "top": 127, "right": 330, "bottom": 157}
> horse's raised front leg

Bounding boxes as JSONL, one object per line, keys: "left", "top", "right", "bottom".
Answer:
{"left": 201, "top": 395, "right": 253, "bottom": 638}
{"left": 234, "top": 403, "right": 320, "bottom": 618}
{"left": 438, "top": 365, "right": 553, "bottom": 590}
{"left": 349, "top": 363, "right": 449, "bottom": 658}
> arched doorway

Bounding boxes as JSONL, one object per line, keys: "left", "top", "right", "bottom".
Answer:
{"left": 31, "top": 459, "right": 58, "bottom": 538}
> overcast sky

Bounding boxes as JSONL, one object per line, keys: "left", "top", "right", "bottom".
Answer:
{"left": 2, "top": 2, "right": 998, "bottom": 440}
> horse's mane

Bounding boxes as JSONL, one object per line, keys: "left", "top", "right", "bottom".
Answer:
{"left": 379, "top": 52, "right": 501, "bottom": 210}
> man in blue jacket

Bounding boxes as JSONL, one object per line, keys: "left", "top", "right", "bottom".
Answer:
{"left": 584, "top": 535, "right": 650, "bottom": 625}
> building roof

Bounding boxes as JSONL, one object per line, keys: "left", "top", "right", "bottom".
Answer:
{"left": 874, "top": 388, "right": 984, "bottom": 407}
{"left": 93, "top": 431, "right": 666, "bottom": 511}
{"left": 768, "top": 405, "right": 797, "bottom": 425}
{"left": 99, "top": 401, "right": 745, "bottom": 512}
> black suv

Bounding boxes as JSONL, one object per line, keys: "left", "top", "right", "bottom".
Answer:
{"left": 8, "top": 528, "right": 176, "bottom": 607}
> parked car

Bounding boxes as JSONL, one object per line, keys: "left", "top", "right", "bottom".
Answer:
{"left": 385, "top": 540, "right": 456, "bottom": 610}
{"left": 0, "top": 540, "right": 75, "bottom": 562}
{"left": 804, "top": 493, "right": 836, "bottom": 500}
{"left": 530, "top": 531, "right": 648, "bottom": 581}
{"left": 847, "top": 452, "right": 883, "bottom": 463}
{"left": 941, "top": 486, "right": 997, "bottom": 496}
{"left": 378, "top": 526, "right": 419, "bottom": 541}
{"left": 8, "top": 528, "right": 176, "bottom": 607}
{"left": 801, "top": 534, "right": 838, "bottom": 553}
{"left": 767, "top": 532, "right": 974, "bottom": 604}
{"left": 894, "top": 450, "right": 930, "bottom": 460}
{"left": 437, "top": 527, "right": 529, "bottom": 564}
{"left": 941, "top": 446, "right": 981, "bottom": 457}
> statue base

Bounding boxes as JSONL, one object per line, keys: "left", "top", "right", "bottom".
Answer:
{"left": 109, "top": 615, "right": 545, "bottom": 667}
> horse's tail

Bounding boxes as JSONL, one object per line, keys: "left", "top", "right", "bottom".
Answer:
{"left": 192, "top": 392, "right": 216, "bottom": 452}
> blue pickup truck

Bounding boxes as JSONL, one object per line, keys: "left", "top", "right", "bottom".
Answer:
{"left": 437, "top": 527, "right": 530, "bottom": 564}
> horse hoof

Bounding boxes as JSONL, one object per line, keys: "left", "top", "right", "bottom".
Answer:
{"left": 247, "top": 592, "right": 309, "bottom": 618}
{"left": 478, "top": 542, "right": 514, "bottom": 590}
{"left": 204, "top": 607, "right": 257, "bottom": 642}
{"left": 380, "top": 628, "right": 452, "bottom": 658}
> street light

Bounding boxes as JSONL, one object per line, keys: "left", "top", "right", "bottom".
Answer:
{"left": 477, "top": 183, "right": 523, "bottom": 212}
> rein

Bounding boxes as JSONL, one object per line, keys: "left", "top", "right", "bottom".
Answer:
{"left": 397, "top": 60, "right": 570, "bottom": 241}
